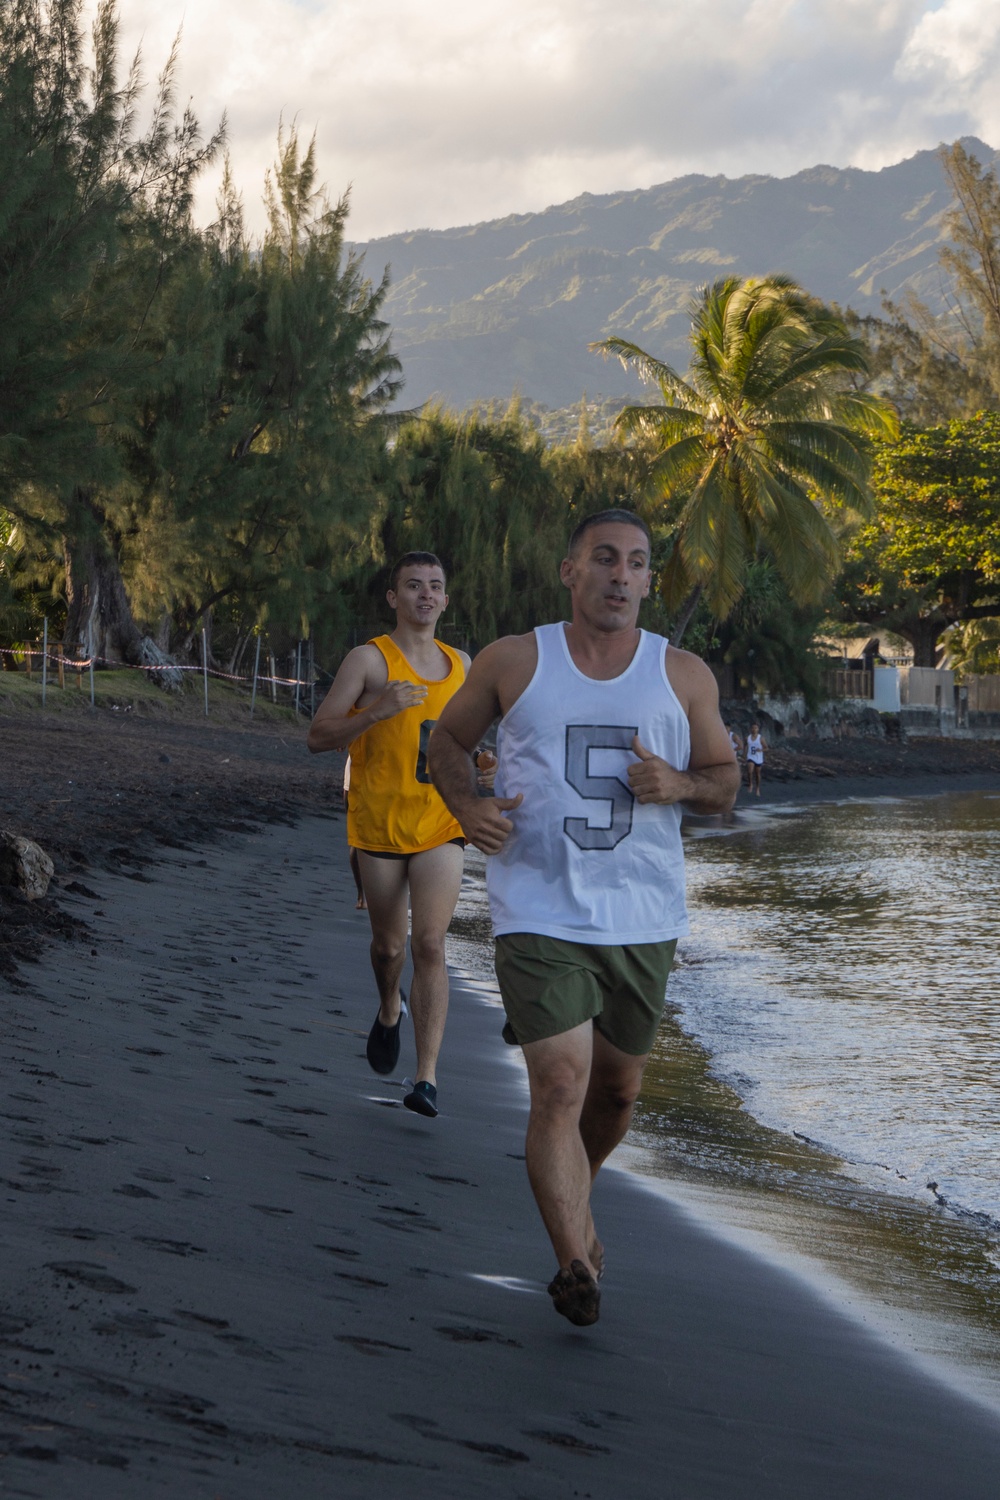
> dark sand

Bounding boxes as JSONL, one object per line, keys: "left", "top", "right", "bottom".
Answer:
{"left": 3, "top": 800, "right": 1000, "bottom": 1497}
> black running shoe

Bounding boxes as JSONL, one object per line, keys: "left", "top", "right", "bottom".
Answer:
{"left": 403, "top": 1080, "right": 438, "bottom": 1117}
{"left": 366, "top": 994, "right": 405, "bottom": 1075}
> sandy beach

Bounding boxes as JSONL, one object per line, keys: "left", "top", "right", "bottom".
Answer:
{"left": 3, "top": 707, "right": 1000, "bottom": 1495}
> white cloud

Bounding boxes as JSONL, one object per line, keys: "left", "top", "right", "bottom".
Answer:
{"left": 896, "top": 0, "right": 1000, "bottom": 147}
{"left": 898, "top": 0, "right": 1000, "bottom": 82}
{"left": 80, "top": 0, "right": 1000, "bottom": 243}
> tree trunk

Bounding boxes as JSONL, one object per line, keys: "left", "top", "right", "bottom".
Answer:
{"left": 153, "top": 609, "right": 172, "bottom": 652}
{"left": 62, "top": 493, "right": 184, "bottom": 691}
{"left": 893, "top": 614, "right": 949, "bottom": 668}
{"left": 671, "top": 584, "right": 703, "bottom": 648}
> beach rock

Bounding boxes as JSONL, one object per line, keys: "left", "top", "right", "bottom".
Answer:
{"left": 0, "top": 831, "right": 55, "bottom": 900}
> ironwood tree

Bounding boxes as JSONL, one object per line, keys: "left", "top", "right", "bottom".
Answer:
{"left": 0, "top": 5, "right": 399, "bottom": 679}
{"left": 852, "top": 142, "right": 1000, "bottom": 424}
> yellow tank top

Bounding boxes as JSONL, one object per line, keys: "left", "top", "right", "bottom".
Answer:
{"left": 347, "top": 635, "right": 466, "bottom": 854}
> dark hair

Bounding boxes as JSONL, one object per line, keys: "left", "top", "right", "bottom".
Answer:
{"left": 567, "top": 509, "right": 651, "bottom": 556}
{"left": 388, "top": 551, "right": 446, "bottom": 593}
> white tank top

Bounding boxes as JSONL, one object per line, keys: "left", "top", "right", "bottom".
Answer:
{"left": 487, "top": 624, "right": 691, "bottom": 945}
{"left": 746, "top": 733, "right": 763, "bottom": 764}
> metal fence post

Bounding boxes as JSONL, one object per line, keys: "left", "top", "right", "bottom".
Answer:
{"left": 202, "top": 628, "right": 209, "bottom": 716}
{"left": 41, "top": 618, "right": 48, "bottom": 706}
{"left": 250, "top": 634, "right": 262, "bottom": 719}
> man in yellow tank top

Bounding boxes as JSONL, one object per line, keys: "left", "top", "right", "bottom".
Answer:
{"left": 307, "top": 553, "right": 472, "bottom": 1118}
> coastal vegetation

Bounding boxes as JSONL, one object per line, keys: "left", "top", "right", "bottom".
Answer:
{"left": 593, "top": 276, "right": 898, "bottom": 642}
{"left": 2, "top": 4, "right": 1000, "bottom": 696}
{"left": 856, "top": 144, "right": 1000, "bottom": 426}
{"left": 0, "top": 0, "right": 398, "bottom": 677}
{"left": 835, "top": 414, "right": 1000, "bottom": 667}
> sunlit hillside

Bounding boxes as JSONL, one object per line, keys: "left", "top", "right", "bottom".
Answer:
{"left": 354, "top": 139, "right": 998, "bottom": 409}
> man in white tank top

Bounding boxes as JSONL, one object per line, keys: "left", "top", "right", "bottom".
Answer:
{"left": 429, "top": 512, "right": 740, "bottom": 1327}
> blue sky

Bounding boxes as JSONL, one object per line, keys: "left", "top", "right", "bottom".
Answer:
{"left": 93, "top": 0, "right": 1000, "bottom": 240}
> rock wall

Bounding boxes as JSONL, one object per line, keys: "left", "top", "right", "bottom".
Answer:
{"left": 724, "top": 694, "right": 889, "bottom": 741}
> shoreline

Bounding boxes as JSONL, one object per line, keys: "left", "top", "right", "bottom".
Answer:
{"left": 449, "top": 807, "right": 1000, "bottom": 1430}
{"left": 732, "top": 768, "right": 1000, "bottom": 806}
{"left": 618, "top": 1147, "right": 1000, "bottom": 1421}
{"left": 453, "top": 947, "right": 1000, "bottom": 1422}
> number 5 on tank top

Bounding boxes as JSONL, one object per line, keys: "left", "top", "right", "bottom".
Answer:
{"left": 563, "top": 724, "right": 638, "bottom": 851}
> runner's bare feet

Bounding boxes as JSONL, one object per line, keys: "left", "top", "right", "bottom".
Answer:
{"left": 547, "top": 1259, "right": 601, "bottom": 1326}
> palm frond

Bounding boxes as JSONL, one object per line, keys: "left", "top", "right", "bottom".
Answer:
{"left": 828, "top": 391, "right": 900, "bottom": 441}
{"left": 682, "top": 474, "right": 750, "bottom": 615}
{"left": 761, "top": 419, "right": 872, "bottom": 484}
{"left": 726, "top": 443, "right": 784, "bottom": 527}
{"left": 589, "top": 338, "right": 699, "bottom": 406}
{"left": 749, "top": 334, "right": 871, "bottom": 406}
{"left": 613, "top": 403, "right": 706, "bottom": 446}
{"left": 755, "top": 473, "right": 841, "bottom": 601}
{"left": 647, "top": 431, "right": 712, "bottom": 496}
{"left": 675, "top": 461, "right": 750, "bottom": 612}
{"left": 760, "top": 432, "right": 872, "bottom": 516}
{"left": 658, "top": 540, "right": 694, "bottom": 611}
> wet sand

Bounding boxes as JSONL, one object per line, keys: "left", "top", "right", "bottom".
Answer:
{"left": 3, "top": 813, "right": 1000, "bottom": 1497}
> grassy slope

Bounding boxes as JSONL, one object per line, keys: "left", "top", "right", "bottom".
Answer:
{"left": 0, "top": 662, "right": 304, "bottom": 728}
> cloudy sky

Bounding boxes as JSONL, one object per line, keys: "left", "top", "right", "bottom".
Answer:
{"left": 89, "top": 0, "right": 1000, "bottom": 242}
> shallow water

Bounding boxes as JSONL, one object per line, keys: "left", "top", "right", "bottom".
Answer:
{"left": 670, "top": 791, "right": 1000, "bottom": 1224}
{"left": 447, "top": 790, "right": 1000, "bottom": 1381}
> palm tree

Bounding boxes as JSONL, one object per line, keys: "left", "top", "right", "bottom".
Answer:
{"left": 592, "top": 275, "right": 898, "bottom": 642}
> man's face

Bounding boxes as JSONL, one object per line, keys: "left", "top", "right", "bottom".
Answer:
{"left": 387, "top": 565, "right": 449, "bottom": 628}
{"left": 560, "top": 523, "right": 651, "bottom": 633}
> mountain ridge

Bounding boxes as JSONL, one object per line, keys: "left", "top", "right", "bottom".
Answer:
{"left": 350, "top": 139, "right": 998, "bottom": 410}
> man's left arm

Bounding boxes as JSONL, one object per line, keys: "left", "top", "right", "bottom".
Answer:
{"left": 627, "top": 653, "right": 741, "bottom": 814}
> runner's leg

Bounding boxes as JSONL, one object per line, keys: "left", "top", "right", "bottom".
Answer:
{"left": 357, "top": 853, "right": 410, "bottom": 1026}
{"left": 349, "top": 847, "right": 366, "bottom": 909}
{"left": 579, "top": 1028, "right": 648, "bottom": 1171}
{"left": 405, "top": 841, "right": 465, "bottom": 1087}
{"left": 579, "top": 1029, "right": 648, "bottom": 1272}
{"left": 521, "top": 1023, "right": 598, "bottom": 1276}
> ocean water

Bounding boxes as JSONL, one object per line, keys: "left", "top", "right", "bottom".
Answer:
{"left": 446, "top": 789, "right": 1000, "bottom": 1365}
{"left": 670, "top": 790, "right": 1000, "bottom": 1226}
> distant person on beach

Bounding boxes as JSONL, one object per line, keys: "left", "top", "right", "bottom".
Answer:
{"left": 307, "top": 552, "right": 471, "bottom": 1119}
{"left": 341, "top": 757, "right": 366, "bottom": 910}
{"left": 429, "top": 511, "right": 740, "bottom": 1325}
{"left": 745, "top": 722, "right": 766, "bottom": 796}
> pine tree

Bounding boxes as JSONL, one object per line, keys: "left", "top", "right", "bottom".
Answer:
{"left": 0, "top": 2, "right": 222, "bottom": 676}
{"left": 130, "top": 125, "right": 402, "bottom": 664}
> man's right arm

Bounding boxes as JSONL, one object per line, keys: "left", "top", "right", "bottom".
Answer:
{"left": 429, "top": 641, "right": 524, "bottom": 854}
{"left": 306, "top": 646, "right": 426, "bottom": 753}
